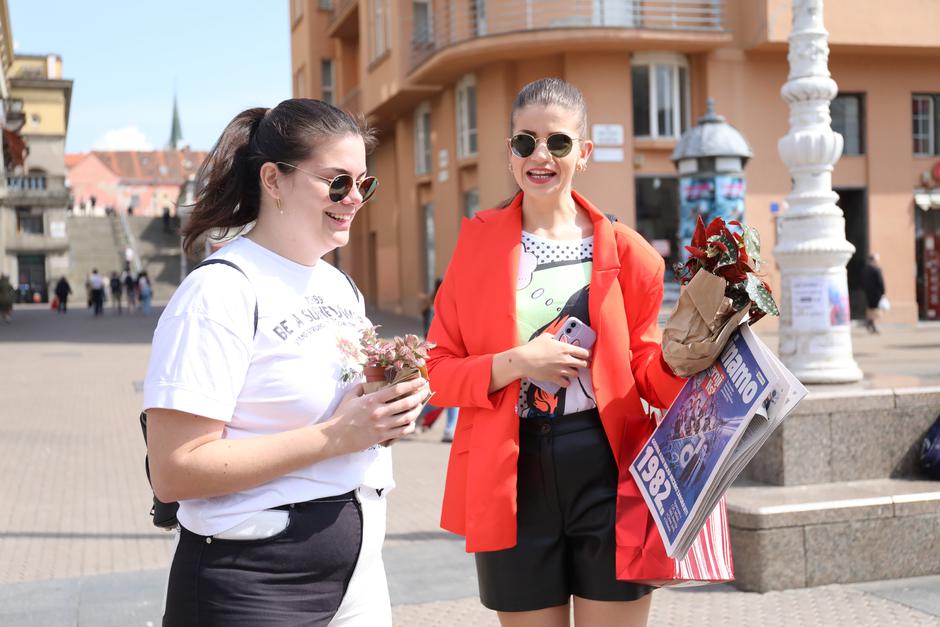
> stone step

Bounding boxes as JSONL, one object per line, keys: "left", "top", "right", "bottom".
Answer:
{"left": 742, "top": 387, "right": 940, "bottom": 486}
{"left": 726, "top": 478, "right": 940, "bottom": 592}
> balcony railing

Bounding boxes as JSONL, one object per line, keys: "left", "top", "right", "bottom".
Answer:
{"left": 408, "top": 0, "right": 724, "bottom": 71}
{"left": 7, "top": 174, "right": 50, "bottom": 191}
{"left": 5, "top": 174, "right": 69, "bottom": 203}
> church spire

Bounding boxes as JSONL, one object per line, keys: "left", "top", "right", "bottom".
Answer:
{"left": 168, "top": 93, "right": 183, "bottom": 150}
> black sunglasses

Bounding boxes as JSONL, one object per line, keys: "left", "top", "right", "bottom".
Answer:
{"left": 277, "top": 162, "right": 379, "bottom": 204}
{"left": 509, "top": 132, "right": 581, "bottom": 159}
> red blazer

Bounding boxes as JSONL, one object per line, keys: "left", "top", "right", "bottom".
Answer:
{"left": 427, "top": 191, "right": 686, "bottom": 576}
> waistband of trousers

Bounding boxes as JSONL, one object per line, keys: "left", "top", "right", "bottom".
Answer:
{"left": 519, "top": 408, "right": 602, "bottom": 437}
{"left": 272, "top": 489, "right": 359, "bottom": 511}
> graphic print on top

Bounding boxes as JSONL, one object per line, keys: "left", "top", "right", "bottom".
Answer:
{"left": 516, "top": 231, "right": 597, "bottom": 418}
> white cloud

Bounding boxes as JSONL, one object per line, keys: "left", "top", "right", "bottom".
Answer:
{"left": 92, "top": 126, "right": 153, "bottom": 151}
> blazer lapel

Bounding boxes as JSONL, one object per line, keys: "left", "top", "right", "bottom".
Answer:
{"left": 465, "top": 195, "right": 523, "bottom": 355}
{"left": 574, "top": 190, "right": 628, "bottom": 460}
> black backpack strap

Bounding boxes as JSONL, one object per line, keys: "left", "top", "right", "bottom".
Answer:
{"left": 338, "top": 269, "right": 362, "bottom": 303}
{"left": 193, "top": 258, "right": 258, "bottom": 336}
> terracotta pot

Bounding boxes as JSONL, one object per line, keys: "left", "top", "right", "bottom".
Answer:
{"left": 363, "top": 364, "right": 388, "bottom": 383}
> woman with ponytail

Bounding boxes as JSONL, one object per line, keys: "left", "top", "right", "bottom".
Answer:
{"left": 143, "top": 99, "right": 427, "bottom": 626}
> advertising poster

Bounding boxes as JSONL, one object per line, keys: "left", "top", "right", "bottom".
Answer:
{"left": 678, "top": 175, "right": 745, "bottom": 263}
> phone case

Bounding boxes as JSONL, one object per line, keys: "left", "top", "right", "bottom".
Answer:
{"left": 527, "top": 317, "right": 596, "bottom": 395}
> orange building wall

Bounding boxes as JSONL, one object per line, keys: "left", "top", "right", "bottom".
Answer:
{"left": 295, "top": 0, "right": 940, "bottom": 325}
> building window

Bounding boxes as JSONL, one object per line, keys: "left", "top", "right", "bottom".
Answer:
{"left": 456, "top": 74, "right": 478, "bottom": 159}
{"left": 913, "top": 94, "right": 939, "bottom": 156}
{"left": 632, "top": 54, "right": 690, "bottom": 140}
{"left": 832, "top": 94, "right": 865, "bottom": 156}
{"left": 473, "top": 0, "right": 487, "bottom": 36}
{"left": 321, "top": 60, "right": 335, "bottom": 105}
{"left": 294, "top": 67, "right": 306, "bottom": 98}
{"left": 370, "top": 0, "right": 389, "bottom": 61}
{"left": 319, "top": 0, "right": 333, "bottom": 9}
{"left": 415, "top": 102, "right": 432, "bottom": 175}
{"left": 464, "top": 188, "right": 480, "bottom": 218}
{"left": 15, "top": 207, "right": 43, "bottom": 235}
{"left": 413, "top": 0, "right": 432, "bottom": 44}
{"left": 422, "top": 203, "right": 436, "bottom": 296}
{"left": 593, "top": 0, "right": 638, "bottom": 26}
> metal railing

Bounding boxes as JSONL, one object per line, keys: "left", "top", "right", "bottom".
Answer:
{"left": 407, "top": 0, "right": 724, "bottom": 71}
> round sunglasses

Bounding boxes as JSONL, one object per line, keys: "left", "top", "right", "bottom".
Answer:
{"left": 509, "top": 132, "right": 581, "bottom": 159}
{"left": 277, "top": 162, "right": 379, "bottom": 204}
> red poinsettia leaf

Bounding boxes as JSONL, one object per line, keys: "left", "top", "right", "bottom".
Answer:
{"left": 691, "top": 215, "right": 707, "bottom": 249}
{"left": 705, "top": 217, "right": 725, "bottom": 239}
{"left": 685, "top": 245, "right": 709, "bottom": 260}
{"left": 728, "top": 220, "right": 742, "bottom": 228}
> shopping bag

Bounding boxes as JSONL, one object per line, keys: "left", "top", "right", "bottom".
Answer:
{"left": 634, "top": 497, "right": 734, "bottom": 587}
{"left": 878, "top": 295, "right": 891, "bottom": 312}
{"left": 615, "top": 400, "right": 734, "bottom": 587}
{"left": 50, "top": 296, "right": 59, "bottom": 310}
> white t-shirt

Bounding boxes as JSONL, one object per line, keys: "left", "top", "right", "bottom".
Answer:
{"left": 143, "top": 236, "right": 392, "bottom": 536}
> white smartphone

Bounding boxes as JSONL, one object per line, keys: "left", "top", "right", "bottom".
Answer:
{"left": 527, "top": 317, "right": 597, "bottom": 395}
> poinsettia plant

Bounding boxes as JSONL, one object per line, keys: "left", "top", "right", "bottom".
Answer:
{"left": 338, "top": 326, "right": 435, "bottom": 383}
{"left": 674, "top": 216, "right": 779, "bottom": 324}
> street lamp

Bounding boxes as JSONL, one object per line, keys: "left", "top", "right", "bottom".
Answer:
{"left": 774, "top": 0, "right": 862, "bottom": 383}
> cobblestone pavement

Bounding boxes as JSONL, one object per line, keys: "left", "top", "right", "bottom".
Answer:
{"left": 0, "top": 304, "right": 938, "bottom": 625}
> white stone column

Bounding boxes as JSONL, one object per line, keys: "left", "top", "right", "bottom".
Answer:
{"left": 774, "top": 0, "right": 862, "bottom": 383}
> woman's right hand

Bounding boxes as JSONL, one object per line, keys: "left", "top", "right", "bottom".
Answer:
{"left": 514, "top": 333, "right": 591, "bottom": 389}
{"left": 324, "top": 377, "right": 429, "bottom": 454}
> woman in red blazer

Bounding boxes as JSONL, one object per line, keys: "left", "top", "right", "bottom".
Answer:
{"left": 427, "top": 78, "right": 686, "bottom": 626}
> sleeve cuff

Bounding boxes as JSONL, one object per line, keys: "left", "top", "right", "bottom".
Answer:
{"left": 143, "top": 383, "right": 235, "bottom": 423}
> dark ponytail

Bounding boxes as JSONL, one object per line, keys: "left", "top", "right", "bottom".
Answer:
{"left": 182, "top": 99, "right": 376, "bottom": 255}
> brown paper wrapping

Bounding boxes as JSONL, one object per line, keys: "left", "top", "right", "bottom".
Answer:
{"left": 363, "top": 365, "right": 433, "bottom": 447}
{"left": 662, "top": 270, "right": 750, "bottom": 377}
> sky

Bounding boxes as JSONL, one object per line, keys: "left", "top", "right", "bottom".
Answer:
{"left": 8, "top": 0, "right": 292, "bottom": 154}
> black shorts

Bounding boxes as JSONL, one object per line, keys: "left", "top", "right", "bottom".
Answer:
{"left": 475, "top": 409, "right": 653, "bottom": 612}
{"left": 164, "top": 492, "right": 362, "bottom": 626}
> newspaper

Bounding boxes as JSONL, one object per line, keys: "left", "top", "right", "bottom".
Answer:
{"left": 630, "top": 324, "right": 808, "bottom": 558}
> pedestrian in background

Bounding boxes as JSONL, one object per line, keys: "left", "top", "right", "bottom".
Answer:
{"left": 0, "top": 274, "right": 14, "bottom": 323}
{"left": 162, "top": 206, "right": 172, "bottom": 232}
{"left": 862, "top": 252, "right": 886, "bottom": 334}
{"left": 124, "top": 270, "right": 138, "bottom": 311}
{"left": 89, "top": 269, "right": 105, "bottom": 316}
{"left": 54, "top": 276, "right": 72, "bottom": 313}
{"left": 110, "top": 271, "right": 123, "bottom": 314}
{"left": 427, "top": 78, "right": 687, "bottom": 627}
{"left": 145, "top": 98, "right": 424, "bottom": 625}
{"left": 137, "top": 271, "right": 152, "bottom": 314}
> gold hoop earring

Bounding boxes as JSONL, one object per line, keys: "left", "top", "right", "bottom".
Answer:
{"left": 275, "top": 197, "right": 282, "bottom": 214}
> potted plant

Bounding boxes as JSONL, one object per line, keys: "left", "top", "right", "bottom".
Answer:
{"left": 662, "top": 216, "right": 779, "bottom": 377}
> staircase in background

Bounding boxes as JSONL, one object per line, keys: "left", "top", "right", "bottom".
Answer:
{"left": 64, "top": 216, "right": 124, "bottom": 299}
{"left": 123, "top": 216, "right": 182, "bottom": 302}
{"left": 64, "top": 216, "right": 182, "bottom": 303}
